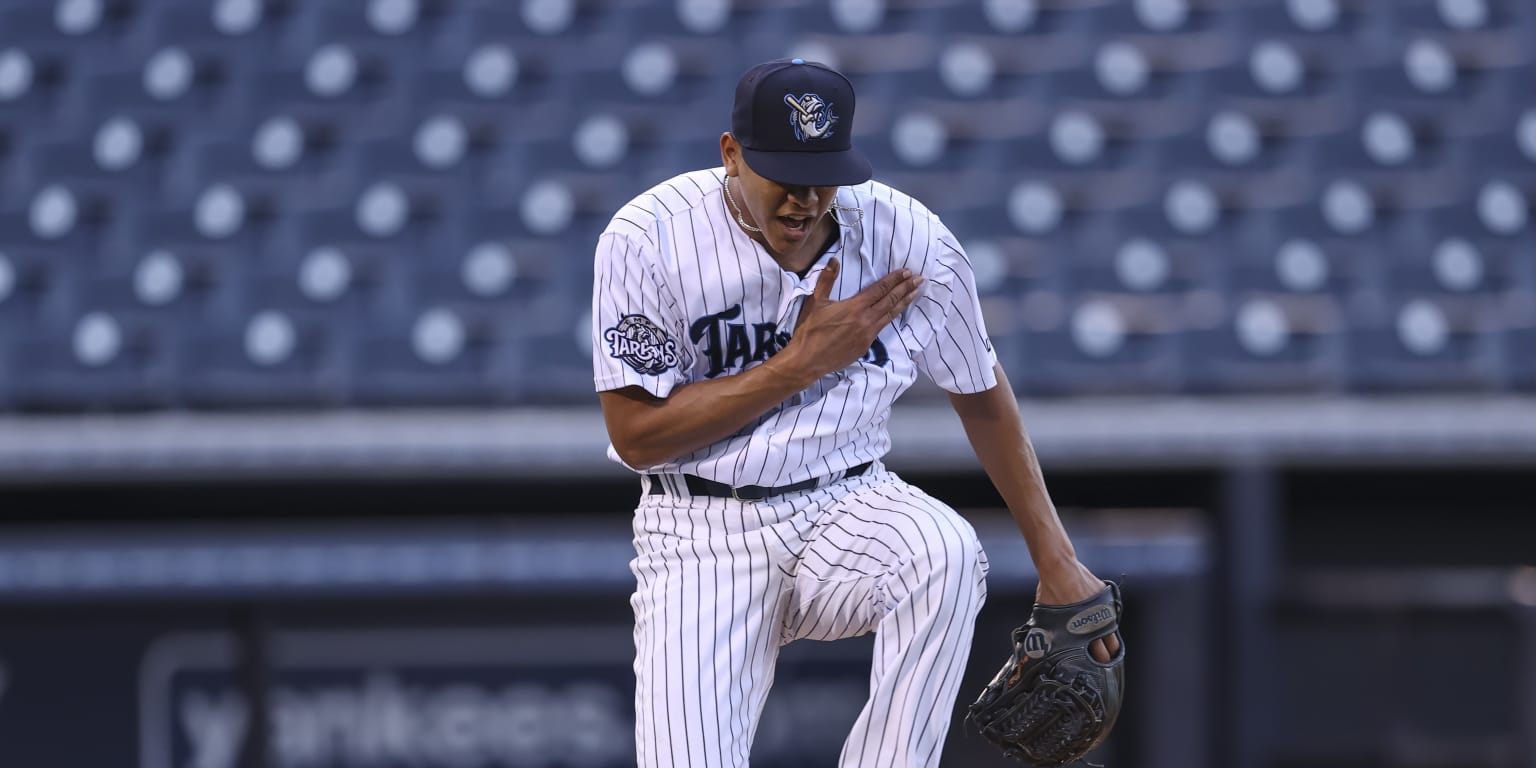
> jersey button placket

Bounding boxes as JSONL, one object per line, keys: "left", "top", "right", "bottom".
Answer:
{"left": 776, "top": 260, "right": 833, "bottom": 331}
{"left": 774, "top": 274, "right": 811, "bottom": 331}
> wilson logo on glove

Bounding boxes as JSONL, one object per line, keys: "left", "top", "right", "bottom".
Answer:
{"left": 1067, "top": 606, "right": 1116, "bottom": 635}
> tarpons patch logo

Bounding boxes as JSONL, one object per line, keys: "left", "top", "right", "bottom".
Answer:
{"left": 605, "top": 315, "right": 680, "bottom": 375}
{"left": 784, "top": 93, "right": 837, "bottom": 141}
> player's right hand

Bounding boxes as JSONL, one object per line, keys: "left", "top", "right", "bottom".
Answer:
{"left": 1036, "top": 558, "right": 1124, "bottom": 663}
{"left": 784, "top": 257, "right": 923, "bottom": 378}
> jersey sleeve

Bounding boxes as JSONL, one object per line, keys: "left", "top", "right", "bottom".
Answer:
{"left": 903, "top": 224, "right": 999, "bottom": 394}
{"left": 592, "top": 231, "right": 692, "bottom": 398}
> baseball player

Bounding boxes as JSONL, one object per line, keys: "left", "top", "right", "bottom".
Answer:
{"left": 592, "top": 59, "right": 1119, "bottom": 768}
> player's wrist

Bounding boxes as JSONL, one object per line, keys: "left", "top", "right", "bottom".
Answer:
{"left": 762, "top": 347, "right": 823, "bottom": 390}
{"left": 1033, "top": 549, "right": 1085, "bottom": 582}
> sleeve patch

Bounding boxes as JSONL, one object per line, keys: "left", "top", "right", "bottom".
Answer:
{"left": 603, "top": 314, "right": 681, "bottom": 375}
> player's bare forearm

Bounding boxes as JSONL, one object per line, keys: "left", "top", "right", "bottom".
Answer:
{"left": 950, "top": 371, "right": 1123, "bottom": 662}
{"left": 948, "top": 367, "right": 1116, "bottom": 629}
{"left": 598, "top": 354, "right": 819, "bottom": 469}
{"left": 946, "top": 364, "right": 1080, "bottom": 577}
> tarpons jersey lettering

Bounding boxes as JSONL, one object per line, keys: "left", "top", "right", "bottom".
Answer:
{"left": 689, "top": 304, "right": 789, "bottom": 377}
{"left": 592, "top": 168, "right": 999, "bottom": 486}
{"left": 690, "top": 303, "right": 888, "bottom": 378}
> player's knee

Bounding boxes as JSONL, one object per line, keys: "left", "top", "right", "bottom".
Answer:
{"left": 918, "top": 517, "right": 988, "bottom": 592}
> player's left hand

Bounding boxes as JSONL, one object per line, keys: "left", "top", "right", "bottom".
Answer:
{"left": 967, "top": 579, "right": 1126, "bottom": 766}
{"left": 1036, "top": 559, "right": 1122, "bottom": 663}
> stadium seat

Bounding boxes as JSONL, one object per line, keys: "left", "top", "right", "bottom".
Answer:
{"left": 932, "top": 0, "right": 1052, "bottom": 38}
{"left": 1183, "top": 292, "right": 1348, "bottom": 393}
{"left": 0, "top": 0, "right": 134, "bottom": 49}
{"left": 1084, "top": 0, "right": 1237, "bottom": 37}
{"left": 0, "top": 48, "right": 65, "bottom": 135}
{"left": 1381, "top": 222, "right": 1506, "bottom": 297}
{"left": 1259, "top": 0, "right": 1357, "bottom": 38}
{"left": 299, "top": 0, "right": 438, "bottom": 45}
{"left": 239, "top": 41, "right": 402, "bottom": 128}
{"left": 1204, "top": 37, "right": 1322, "bottom": 103}
{"left": 186, "top": 126, "right": 329, "bottom": 198}
{"left": 1400, "top": 0, "right": 1495, "bottom": 34}
{"left": 177, "top": 305, "right": 352, "bottom": 408}
{"left": 146, "top": 0, "right": 282, "bottom": 51}
{"left": 1345, "top": 296, "right": 1500, "bottom": 391}
{"left": 566, "top": 40, "right": 723, "bottom": 112}
{"left": 1062, "top": 229, "right": 1215, "bottom": 297}
{"left": 1307, "top": 111, "right": 1444, "bottom": 174}
{"left": 350, "top": 303, "right": 515, "bottom": 406}
{"left": 782, "top": 0, "right": 924, "bottom": 38}
{"left": 604, "top": 0, "right": 789, "bottom": 40}
{"left": 1040, "top": 48, "right": 1202, "bottom": 127}
{"left": 1354, "top": 36, "right": 1516, "bottom": 133}
{"left": 5, "top": 281, "right": 181, "bottom": 411}
{"left": 1172, "top": 109, "right": 1278, "bottom": 173}
{"left": 245, "top": 234, "right": 379, "bottom": 314}
{"left": 429, "top": 217, "right": 568, "bottom": 303}
{"left": 999, "top": 108, "right": 1148, "bottom": 175}
{"left": 1228, "top": 224, "right": 1356, "bottom": 301}
{"left": 1007, "top": 292, "right": 1186, "bottom": 396}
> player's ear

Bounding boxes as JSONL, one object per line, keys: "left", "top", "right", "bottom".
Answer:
{"left": 720, "top": 132, "right": 740, "bottom": 176}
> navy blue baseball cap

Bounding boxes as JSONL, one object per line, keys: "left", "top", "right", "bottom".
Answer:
{"left": 731, "top": 58, "right": 872, "bottom": 187}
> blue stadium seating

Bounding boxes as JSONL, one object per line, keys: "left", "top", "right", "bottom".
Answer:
{"left": 1184, "top": 302, "right": 1350, "bottom": 393}
{"left": 1345, "top": 296, "right": 1503, "bottom": 392}
{"left": 0, "top": 0, "right": 1533, "bottom": 411}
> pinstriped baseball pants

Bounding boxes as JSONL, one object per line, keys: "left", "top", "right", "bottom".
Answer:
{"left": 629, "top": 463, "right": 990, "bottom": 768}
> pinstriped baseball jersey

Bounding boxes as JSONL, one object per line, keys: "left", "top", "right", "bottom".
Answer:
{"left": 592, "top": 167, "right": 998, "bottom": 485}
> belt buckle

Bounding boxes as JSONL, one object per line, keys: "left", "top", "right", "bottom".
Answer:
{"left": 731, "top": 485, "right": 768, "bottom": 501}
{"left": 731, "top": 484, "right": 769, "bottom": 501}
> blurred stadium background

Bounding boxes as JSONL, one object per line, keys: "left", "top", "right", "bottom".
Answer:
{"left": 0, "top": 0, "right": 1533, "bottom": 765}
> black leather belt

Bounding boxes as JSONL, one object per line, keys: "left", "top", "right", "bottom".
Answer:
{"left": 647, "top": 462, "right": 873, "bottom": 501}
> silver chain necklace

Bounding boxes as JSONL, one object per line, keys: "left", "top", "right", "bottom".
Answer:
{"left": 722, "top": 174, "right": 763, "bottom": 233}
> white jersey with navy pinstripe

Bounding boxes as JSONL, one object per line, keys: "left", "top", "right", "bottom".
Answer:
{"left": 592, "top": 167, "right": 998, "bottom": 484}
{"left": 597, "top": 167, "right": 999, "bottom": 768}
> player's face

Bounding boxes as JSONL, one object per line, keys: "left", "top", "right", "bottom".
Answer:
{"left": 721, "top": 134, "right": 838, "bottom": 260}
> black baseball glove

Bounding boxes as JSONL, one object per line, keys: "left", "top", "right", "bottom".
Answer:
{"left": 965, "top": 581, "right": 1126, "bottom": 767}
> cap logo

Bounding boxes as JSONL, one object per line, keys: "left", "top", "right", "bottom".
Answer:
{"left": 784, "top": 93, "right": 837, "bottom": 142}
